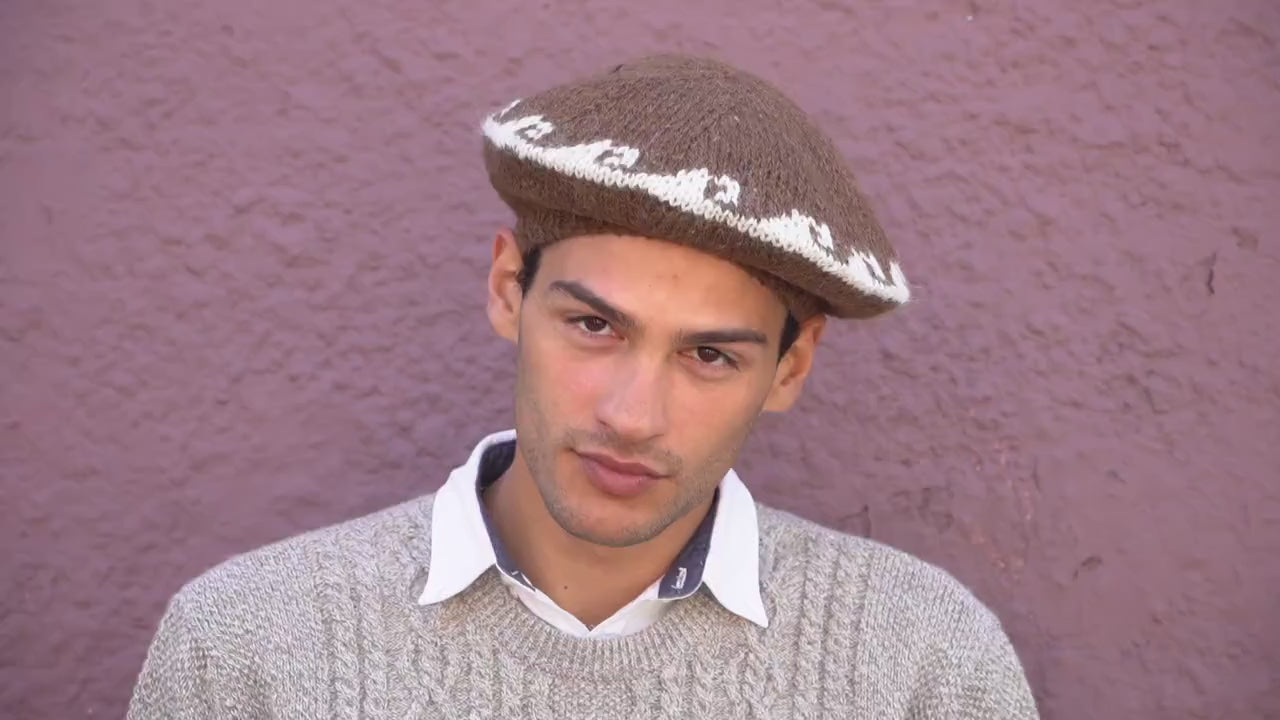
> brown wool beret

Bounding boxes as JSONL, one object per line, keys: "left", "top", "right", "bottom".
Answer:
{"left": 480, "top": 54, "right": 910, "bottom": 320}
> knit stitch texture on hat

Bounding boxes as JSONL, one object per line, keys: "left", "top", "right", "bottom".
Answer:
{"left": 480, "top": 54, "right": 911, "bottom": 319}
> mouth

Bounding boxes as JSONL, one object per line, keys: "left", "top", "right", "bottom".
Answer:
{"left": 576, "top": 451, "right": 663, "bottom": 477}
{"left": 573, "top": 450, "right": 665, "bottom": 498}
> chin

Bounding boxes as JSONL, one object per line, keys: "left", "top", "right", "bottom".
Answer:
{"left": 558, "top": 492, "right": 661, "bottom": 543}
{"left": 557, "top": 513, "right": 663, "bottom": 548}
{"left": 543, "top": 458, "right": 671, "bottom": 547}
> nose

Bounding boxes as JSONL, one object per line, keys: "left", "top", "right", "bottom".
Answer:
{"left": 595, "top": 355, "right": 669, "bottom": 445}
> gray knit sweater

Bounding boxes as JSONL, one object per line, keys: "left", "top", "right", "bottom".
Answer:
{"left": 126, "top": 494, "right": 1039, "bottom": 718}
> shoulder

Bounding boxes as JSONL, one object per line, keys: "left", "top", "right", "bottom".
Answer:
{"left": 757, "top": 502, "right": 1002, "bottom": 627}
{"left": 128, "top": 495, "right": 437, "bottom": 717}
{"left": 164, "top": 493, "right": 435, "bottom": 650}
{"left": 757, "top": 502, "right": 1018, "bottom": 661}
{"left": 756, "top": 504, "right": 1036, "bottom": 713}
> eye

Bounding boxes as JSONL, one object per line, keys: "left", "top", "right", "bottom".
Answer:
{"left": 693, "top": 346, "right": 735, "bottom": 367}
{"left": 570, "top": 316, "right": 613, "bottom": 336}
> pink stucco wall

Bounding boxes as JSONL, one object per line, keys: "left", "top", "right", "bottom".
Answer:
{"left": 3, "top": 1, "right": 1278, "bottom": 717}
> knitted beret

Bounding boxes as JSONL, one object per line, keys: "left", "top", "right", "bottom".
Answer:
{"left": 480, "top": 54, "right": 909, "bottom": 319}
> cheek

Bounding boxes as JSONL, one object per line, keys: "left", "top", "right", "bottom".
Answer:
{"left": 521, "top": 329, "right": 610, "bottom": 421}
{"left": 666, "top": 374, "right": 768, "bottom": 456}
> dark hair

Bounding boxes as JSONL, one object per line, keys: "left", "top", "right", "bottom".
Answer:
{"left": 517, "top": 246, "right": 801, "bottom": 358}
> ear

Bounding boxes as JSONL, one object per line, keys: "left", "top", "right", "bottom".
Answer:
{"left": 762, "top": 314, "right": 827, "bottom": 412}
{"left": 487, "top": 228, "right": 524, "bottom": 343}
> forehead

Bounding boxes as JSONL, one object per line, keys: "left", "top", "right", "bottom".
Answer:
{"left": 537, "top": 234, "right": 786, "bottom": 325}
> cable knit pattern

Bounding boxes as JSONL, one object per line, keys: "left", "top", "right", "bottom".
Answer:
{"left": 126, "top": 494, "right": 1039, "bottom": 719}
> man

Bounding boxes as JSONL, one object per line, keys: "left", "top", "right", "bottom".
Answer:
{"left": 128, "top": 54, "right": 1039, "bottom": 718}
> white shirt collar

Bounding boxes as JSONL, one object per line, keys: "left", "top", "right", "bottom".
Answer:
{"left": 416, "top": 429, "right": 768, "bottom": 629}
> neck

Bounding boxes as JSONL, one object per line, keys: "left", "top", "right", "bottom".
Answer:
{"left": 484, "top": 447, "right": 712, "bottom": 628}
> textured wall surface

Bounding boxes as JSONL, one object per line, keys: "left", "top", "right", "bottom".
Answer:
{"left": 2, "top": 0, "right": 1278, "bottom": 717}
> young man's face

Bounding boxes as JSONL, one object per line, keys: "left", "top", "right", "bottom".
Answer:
{"left": 488, "top": 231, "right": 824, "bottom": 548}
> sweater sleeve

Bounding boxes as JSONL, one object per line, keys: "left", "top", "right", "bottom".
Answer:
{"left": 902, "top": 602, "right": 1040, "bottom": 720}
{"left": 956, "top": 626, "right": 1040, "bottom": 720}
{"left": 125, "top": 593, "right": 261, "bottom": 720}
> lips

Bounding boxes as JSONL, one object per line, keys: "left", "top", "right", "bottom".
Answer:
{"left": 575, "top": 451, "right": 664, "bottom": 498}
{"left": 577, "top": 452, "right": 662, "bottom": 477}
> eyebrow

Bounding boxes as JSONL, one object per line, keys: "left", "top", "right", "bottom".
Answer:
{"left": 547, "top": 280, "right": 768, "bottom": 347}
{"left": 675, "top": 328, "right": 768, "bottom": 347}
{"left": 547, "top": 280, "right": 637, "bottom": 332}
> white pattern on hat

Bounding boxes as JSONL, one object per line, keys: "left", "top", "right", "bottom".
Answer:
{"left": 482, "top": 107, "right": 909, "bottom": 306}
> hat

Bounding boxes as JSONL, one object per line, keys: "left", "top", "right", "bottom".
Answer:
{"left": 480, "top": 54, "right": 910, "bottom": 319}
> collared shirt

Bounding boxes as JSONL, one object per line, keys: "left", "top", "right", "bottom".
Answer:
{"left": 417, "top": 429, "right": 769, "bottom": 637}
